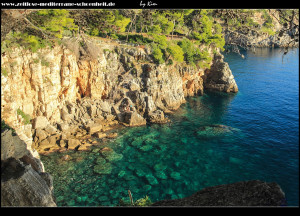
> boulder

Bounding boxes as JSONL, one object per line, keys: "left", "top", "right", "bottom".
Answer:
{"left": 34, "top": 128, "right": 48, "bottom": 141}
{"left": 148, "top": 110, "right": 168, "bottom": 124}
{"left": 44, "top": 125, "right": 57, "bottom": 135}
{"left": 99, "top": 101, "right": 112, "bottom": 113}
{"left": 151, "top": 180, "right": 287, "bottom": 206}
{"left": 129, "top": 81, "right": 140, "bottom": 91}
{"left": 123, "top": 111, "right": 146, "bottom": 127}
{"left": 94, "top": 132, "right": 107, "bottom": 139}
{"left": 93, "top": 163, "right": 113, "bottom": 175}
{"left": 85, "top": 123, "right": 103, "bottom": 134}
{"left": 61, "top": 109, "right": 71, "bottom": 121}
{"left": 57, "top": 122, "right": 69, "bottom": 132}
{"left": 67, "top": 139, "right": 81, "bottom": 150}
{"left": 32, "top": 116, "right": 49, "bottom": 130}
{"left": 1, "top": 130, "right": 28, "bottom": 161}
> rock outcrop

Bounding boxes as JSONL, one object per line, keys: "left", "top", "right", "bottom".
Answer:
{"left": 151, "top": 180, "right": 287, "bottom": 206}
{"left": 1, "top": 129, "right": 56, "bottom": 207}
{"left": 1, "top": 38, "right": 235, "bottom": 155}
{"left": 203, "top": 53, "right": 238, "bottom": 93}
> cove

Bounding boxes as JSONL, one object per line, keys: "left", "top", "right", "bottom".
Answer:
{"left": 41, "top": 48, "right": 299, "bottom": 206}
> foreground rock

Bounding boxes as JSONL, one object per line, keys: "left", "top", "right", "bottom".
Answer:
{"left": 151, "top": 180, "right": 286, "bottom": 206}
{"left": 1, "top": 129, "right": 56, "bottom": 206}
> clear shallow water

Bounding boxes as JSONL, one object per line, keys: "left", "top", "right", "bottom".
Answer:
{"left": 41, "top": 48, "right": 299, "bottom": 206}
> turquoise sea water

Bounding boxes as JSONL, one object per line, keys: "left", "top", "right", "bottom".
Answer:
{"left": 41, "top": 48, "right": 299, "bottom": 206}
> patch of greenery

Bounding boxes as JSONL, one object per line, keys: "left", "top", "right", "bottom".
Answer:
{"left": 166, "top": 41, "right": 184, "bottom": 63}
{"left": 3, "top": 31, "right": 51, "bottom": 53}
{"left": 17, "top": 108, "right": 31, "bottom": 125}
{"left": 261, "top": 26, "right": 276, "bottom": 36}
{"left": 1, "top": 67, "right": 8, "bottom": 77}
{"left": 32, "top": 9, "right": 78, "bottom": 39}
{"left": 119, "top": 195, "right": 152, "bottom": 206}
{"left": 150, "top": 43, "right": 164, "bottom": 64}
{"left": 117, "top": 34, "right": 153, "bottom": 45}
{"left": 1, "top": 120, "right": 16, "bottom": 135}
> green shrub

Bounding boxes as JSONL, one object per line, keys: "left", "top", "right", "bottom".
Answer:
{"left": 119, "top": 195, "right": 152, "bottom": 206}
{"left": 150, "top": 43, "right": 164, "bottom": 64}
{"left": 261, "top": 26, "right": 275, "bottom": 36}
{"left": 34, "top": 9, "right": 78, "bottom": 39}
{"left": 1, "top": 67, "right": 8, "bottom": 77}
{"left": 166, "top": 42, "right": 184, "bottom": 63}
{"left": 17, "top": 108, "right": 31, "bottom": 125}
{"left": 1, "top": 120, "right": 16, "bottom": 134}
{"left": 4, "top": 31, "right": 51, "bottom": 53}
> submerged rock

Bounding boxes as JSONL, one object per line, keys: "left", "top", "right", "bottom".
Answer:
{"left": 100, "top": 147, "right": 123, "bottom": 162}
{"left": 93, "top": 163, "right": 113, "bottom": 175}
{"left": 152, "top": 180, "right": 287, "bottom": 206}
{"left": 196, "top": 124, "right": 239, "bottom": 138}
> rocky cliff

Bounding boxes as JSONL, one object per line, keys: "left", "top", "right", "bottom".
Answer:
{"left": 1, "top": 36, "right": 238, "bottom": 206}
{"left": 1, "top": 37, "right": 237, "bottom": 156}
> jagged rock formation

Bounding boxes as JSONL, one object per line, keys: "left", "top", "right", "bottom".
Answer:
{"left": 1, "top": 129, "right": 56, "bottom": 207}
{"left": 1, "top": 38, "right": 237, "bottom": 155}
{"left": 203, "top": 53, "right": 238, "bottom": 93}
{"left": 151, "top": 180, "right": 287, "bottom": 206}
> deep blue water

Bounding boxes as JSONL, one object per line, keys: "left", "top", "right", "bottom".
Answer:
{"left": 41, "top": 48, "right": 299, "bottom": 206}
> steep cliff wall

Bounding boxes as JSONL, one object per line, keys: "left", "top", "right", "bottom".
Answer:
{"left": 1, "top": 38, "right": 238, "bottom": 155}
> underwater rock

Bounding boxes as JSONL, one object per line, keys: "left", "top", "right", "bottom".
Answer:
{"left": 154, "top": 163, "right": 167, "bottom": 171}
{"left": 135, "top": 169, "right": 146, "bottom": 177}
{"left": 142, "top": 184, "right": 152, "bottom": 192}
{"left": 196, "top": 124, "right": 239, "bottom": 138}
{"left": 130, "top": 137, "right": 144, "bottom": 147}
{"left": 139, "top": 144, "right": 153, "bottom": 152}
{"left": 170, "top": 172, "right": 181, "bottom": 180}
{"left": 155, "top": 171, "right": 168, "bottom": 180}
{"left": 96, "top": 157, "right": 107, "bottom": 165}
{"left": 146, "top": 174, "right": 159, "bottom": 185}
{"left": 93, "top": 163, "right": 113, "bottom": 175}
{"left": 118, "top": 170, "right": 126, "bottom": 178}
{"left": 107, "top": 132, "right": 118, "bottom": 139}
{"left": 61, "top": 155, "right": 71, "bottom": 161}
{"left": 100, "top": 147, "right": 123, "bottom": 162}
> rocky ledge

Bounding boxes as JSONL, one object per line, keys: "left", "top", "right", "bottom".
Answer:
{"left": 152, "top": 180, "right": 287, "bottom": 206}
{"left": 1, "top": 129, "right": 56, "bottom": 207}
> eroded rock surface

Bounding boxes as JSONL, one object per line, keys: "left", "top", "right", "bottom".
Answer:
{"left": 152, "top": 180, "right": 287, "bottom": 206}
{"left": 1, "top": 130, "right": 56, "bottom": 207}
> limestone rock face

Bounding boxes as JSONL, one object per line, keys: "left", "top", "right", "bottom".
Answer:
{"left": 152, "top": 180, "right": 287, "bottom": 206}
{"left": 1, "top": 158, "right": 56, "bottom": 207}
{"left": 123, "top": 111, "right": 147, "bottom": 127}
{"left": 204, "top": 53, "right": 238, "bottom": 93}
{"left": 1, "top": 130, "right": 56, "bottom": 207}
{"left": 1, "top": 39, "right": 238, "bottom": 156}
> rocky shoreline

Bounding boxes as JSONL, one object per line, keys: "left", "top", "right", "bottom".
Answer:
{"left": 1, "top": 37, "right": 238, "bottom": 158}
